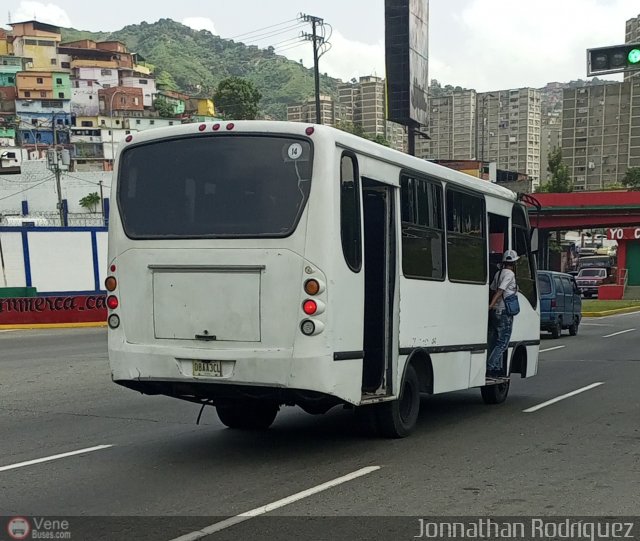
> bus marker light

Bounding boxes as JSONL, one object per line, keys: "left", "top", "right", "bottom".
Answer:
{"left": 303, "top": 300, "right": 317, "bottom": 315}
{"left": 198, "top": 124, "right": 207, "bottom": 132}
{"left": 226, "top": 123, "right": 235, "bottom": 130}
{"left": 301, "top": 320, "right": 315, "bottom": 336}
{"left": 107, "top": 295, "right": 119, "bottom": 310}
{"left": 108, "top": 314, "right": 120, "bottom": 329}
{"left": 305, "top": 127, "right": 315, "bottom": 136}
{"left": 304, "top": 279, "right": 320, "bottom": 296}
{"left": 105, "top": 276, "right": 117, "bottom": 292}
{"left": 110, "top": 264, "right": 116, "bottom": 272}
{"left": 212, "top": 124, "right": 221, "bottom": 131}
{"left": 125, "top": 135, "right": 133, "bottom": 143}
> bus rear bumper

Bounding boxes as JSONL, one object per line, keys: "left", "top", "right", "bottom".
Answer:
{"left": 108, "top": 344, "right": 363, "bottom": 406}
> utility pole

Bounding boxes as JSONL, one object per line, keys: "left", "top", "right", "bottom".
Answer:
{"left": 46, "top": 147, "right": 70, "bottom": 227}
{"left": 301, "top": 14, "right": 327, "bottom": 125}
{"left": 99, "top": 180, "right": 104, "bottom": 224}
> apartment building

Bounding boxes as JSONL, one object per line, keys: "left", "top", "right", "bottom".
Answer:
{"left": 476, "top": 88, "right": 542, "bottom": 184}
{"left": 336, "top": 76, "right": 407, "bottom": 152}
{"left": 415, "top": 90, "right": 476, "bottom": 160}
{"left": 287, "top": 95, "right": 349, "bottom": 128}
{"left": 8, "top": 21, "right": 61, "bottom": 71}
{"left": 540, "top": 112, "right": 562, "bottom": 184}
{"left": 562, "top": 80, "right": 640, "bottom": 190}
{"left": 626, "top": 14, "right": 640, "bottom": 81}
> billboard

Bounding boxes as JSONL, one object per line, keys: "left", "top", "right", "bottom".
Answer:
{"left": 385, "top": 0, "right": 429, "bottom": 126}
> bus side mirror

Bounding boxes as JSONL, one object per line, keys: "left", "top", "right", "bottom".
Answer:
{"left": 530, "top": 228, "right": 539, "bottom": 253}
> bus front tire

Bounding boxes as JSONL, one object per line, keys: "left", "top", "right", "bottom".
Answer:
{"left": 481, "top": 380, "right": 510, "bottom": 404}
{"left": 216, "top": 402, "right": 278, "bottom": 430}
{"left": 375, "top": 364, "right": 420, "bottom": 438}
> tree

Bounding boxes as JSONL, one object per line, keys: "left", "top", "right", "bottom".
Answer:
{"left": 622, "top": 167, "right": 640, "bottom": 190}
{"left": 79, "top": 192, "right": 101, "bottom": 213}
{"left": 335, "top": 120, "right": 365, "bottom": 138}
{"left": 156, "top": 70, "right": 178, "bottom": 91}
{"left": 335, "top": 121, "right": 391, "bottom": 147}
{"left": 153, "top": 97, "right": 176, "bottom": 117}
{"left": 537, "top": 147, "right": 572, "bottom": 193}
{"left": 214, "top": 77, "right": 262, "bottom": 120}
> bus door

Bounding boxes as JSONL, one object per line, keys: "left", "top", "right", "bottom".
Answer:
{"left": 362, "top": 178, "right": 396, "bottom": 394}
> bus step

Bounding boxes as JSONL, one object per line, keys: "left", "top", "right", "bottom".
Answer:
{"left": 485, "top": 376, "right": 510, "bottom": 385}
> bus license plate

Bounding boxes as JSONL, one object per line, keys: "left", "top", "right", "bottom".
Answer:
{"left": 193, "top": 360, "right": 223, "bottom": 377}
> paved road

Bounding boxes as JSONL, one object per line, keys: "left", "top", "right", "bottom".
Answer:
{"left": 1, "top": 313, "right": 639, "bottom": 540}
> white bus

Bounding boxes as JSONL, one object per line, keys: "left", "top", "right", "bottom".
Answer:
{"left": 106, "top": 121, "right": 540, "bottom": 438}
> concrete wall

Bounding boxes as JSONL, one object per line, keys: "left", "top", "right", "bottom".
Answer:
{"left": 0, "top": 160, "right": 112, "bottom": 214}
{"left": 0, "top": 226, "right": 107, "bottom": 293}
{"left": 71, "top": 87, "right": 100, "bottom": 116}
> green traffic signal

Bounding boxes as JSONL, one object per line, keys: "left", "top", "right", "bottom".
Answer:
{"left": 629, "top": 48, "right": 640, "bottom": 65}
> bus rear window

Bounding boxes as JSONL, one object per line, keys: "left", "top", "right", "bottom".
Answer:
{"left": 117, "top": 135, "right": 313, "bottom": 238}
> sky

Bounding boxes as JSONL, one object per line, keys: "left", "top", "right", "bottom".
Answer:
{"left": 4, "top": 0, "right": 639, "bottom": 91}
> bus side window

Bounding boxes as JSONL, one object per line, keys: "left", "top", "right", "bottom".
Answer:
{"left": 400, "top": 174, "right": 445, "bottom": 280}
{"left": 446, "top": 189, "right": 487, "bottom": 284}
{"left": 512, "top": 205, "right": 538, "bottom": 308}
{"left": 340, "top": 153, "right": 362, "bottom": 272}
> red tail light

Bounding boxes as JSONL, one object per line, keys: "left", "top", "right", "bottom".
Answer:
{"left": 107, "top": 295, "right": 119, "bottom": 310}
{"left": 551, "top": 299, "right": 557, "bottom": 308}
{"left": 302, "top": 300, "right": 317, "bottom": 315}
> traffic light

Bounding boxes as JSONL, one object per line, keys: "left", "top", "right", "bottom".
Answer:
{"left": 587, "top": 43, "right": 640, "bottom": 76}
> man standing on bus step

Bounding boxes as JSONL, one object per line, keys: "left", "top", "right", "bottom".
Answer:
{"left": 487, "top": 250, "right": 519, "bottom": 377}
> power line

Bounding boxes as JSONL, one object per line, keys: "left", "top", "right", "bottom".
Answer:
{"left": 228, "top": 17, "right": 299, "bottom": 40}
{"left": 0, "top": 176, "right": 54, "bottom": 201}
{"left": 241, "top": 23, "right": 305, "bottom": 45}
{"left": 62, "top": 172, "right": 111, "bottom": 189}
{"left": 275, "top": 41, "right": 307, "bottom": 54}
{"left": 269, "top": 35, "right": 304, "bottom": 49}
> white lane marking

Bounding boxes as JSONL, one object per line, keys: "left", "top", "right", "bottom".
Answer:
{"left": 0, "top": 445, "right": 113, "bottom": 473}
{"left": 581, "top": 323, "right": 613, "bottom": 327}
{"left": 539, "top": 346, "right": 566, "bottom": 353}
{"left": 523, "top": 382, "right": 604, "bottom": 413}
{"left": 602, "top": 328, "right": 636, "bottom": 338}
{"left": 591, "top": 310, "right": 640, "bottom": 319}
{"left": 169, "top": 466, "right": 381, "bottom": 541}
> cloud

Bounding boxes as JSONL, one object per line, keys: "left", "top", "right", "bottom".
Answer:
{"left": 12, "top": 1, "right": 71, "bottom": 27}
{"left": 438, "top": 0, "right": 638, "bottom": 90}
{"left": 182, "top": 17, "right": 218, "bottom": 35}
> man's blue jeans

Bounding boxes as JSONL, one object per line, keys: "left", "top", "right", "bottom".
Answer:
{"left": 487, "top": 310, "right": 513, "bottom": 373}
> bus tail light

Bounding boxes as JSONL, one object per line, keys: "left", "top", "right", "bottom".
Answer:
{"left": 107, "top": 295, "right": 119, "bottom": 310}
{"left": 303, "top": 300, "right": 317, "bottom": 315}
{"left": 304, "top": 279, "right": 320, "bottom": 296}
{"left": 198, "top": 124, "right": 207, "bottom": 132}
{"left": 105, "top": 276, "right": 117, "bottom": 292}
{"left": 108, "top": 314, "right": 120, "bottom": 329}
{"left": 226, "top": 123, "right": 235, "bottom": 131}
{"left": 212, "top": 123, "right": 220, "bottom": 131}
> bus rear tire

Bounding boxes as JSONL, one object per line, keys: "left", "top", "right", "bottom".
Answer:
{"left": 216, "top": 402, "right": 278, "bottom": 430}
{"left": 481, "top": 380, "right": 510, "bottom": 404}
{"left": 375, "top": 364, "right": 420, "bottom": 438}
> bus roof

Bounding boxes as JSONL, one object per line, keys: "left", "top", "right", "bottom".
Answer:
{"left": 116, "top": 121, "right": 518, "bottom": 202}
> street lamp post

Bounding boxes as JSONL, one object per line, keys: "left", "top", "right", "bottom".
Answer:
{"left": 95, "top": 82, "right": 127, "bottom": 166}
{"left": 108, "top": 90, "right": 127, "bottom": 165}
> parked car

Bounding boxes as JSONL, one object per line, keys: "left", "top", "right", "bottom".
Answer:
{"left": 538, "top": 270, "right": 582, "bottom": 339}
{"left": 575, "top": 267, "right": 610, "bottom": 298}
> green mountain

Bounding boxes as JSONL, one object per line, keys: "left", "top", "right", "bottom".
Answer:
{"left": 61, "top": 18, "right": 340, "bottom": 120}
